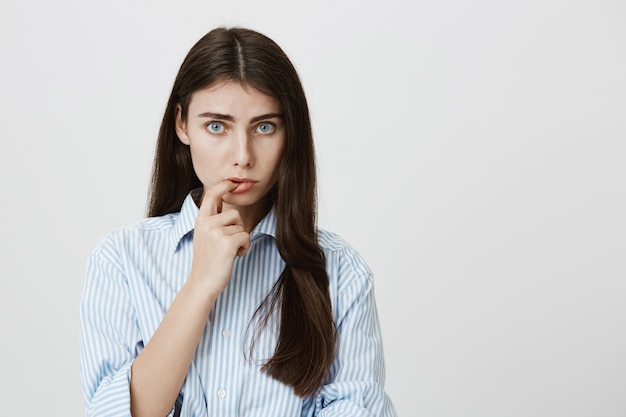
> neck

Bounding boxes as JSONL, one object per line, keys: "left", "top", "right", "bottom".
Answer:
{"left": 223, "top": 198, "right": 271, "bottom": 234}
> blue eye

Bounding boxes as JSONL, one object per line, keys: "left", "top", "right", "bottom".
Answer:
{"left": 256, "top": 122, "right": 275, "bottom": 134}
{"left": 207, "top": 122, "right": 225, "bottom": 134}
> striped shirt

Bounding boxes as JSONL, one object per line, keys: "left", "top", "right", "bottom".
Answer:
{"left": 80, "top": 191, "right": 397, "bottom": 416}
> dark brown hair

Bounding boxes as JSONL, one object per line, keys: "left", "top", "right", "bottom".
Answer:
{"left": 148, "top": 27, "right": 336, "bottom": 397}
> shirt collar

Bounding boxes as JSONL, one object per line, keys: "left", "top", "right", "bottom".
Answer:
{"left": 170, "top": 189, "right": 277, "bottom": 252}
{"left": 250, "top": 205, "right": 277, "bottom": 242}
{"left": 170, "top": 191, "right": 200, "bottom": 252}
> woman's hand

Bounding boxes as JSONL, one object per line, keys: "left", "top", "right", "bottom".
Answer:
{"left": 189, "top": 180, "right": 251, "bottom": 295}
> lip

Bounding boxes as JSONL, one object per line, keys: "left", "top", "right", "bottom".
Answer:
{"left": 228, "top": 177, "right": 258, "bottom": 194}
{"left": 228, "top": 177, "right": 257, "bottom": 184}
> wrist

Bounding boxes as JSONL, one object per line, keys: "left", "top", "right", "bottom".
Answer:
{"left": 185, "top": 271, "right": 224, "bottom": 302}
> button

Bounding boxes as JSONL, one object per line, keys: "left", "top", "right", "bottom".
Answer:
{"left": 217, "top": 388, "right": 226, "bottom": 398}
{"left": 222, "top": 329, "right": 231, "bottom": 338}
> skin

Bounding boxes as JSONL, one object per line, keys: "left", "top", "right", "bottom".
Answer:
{"left": 129, "top": 81, "right": 285, "bottom": 417}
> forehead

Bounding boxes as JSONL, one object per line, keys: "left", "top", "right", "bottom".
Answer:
{"left": 188, "top": 81, "right": 280, "bottom": 115}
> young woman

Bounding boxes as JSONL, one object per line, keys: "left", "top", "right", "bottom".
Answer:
{"left": 80, "top": 27, "right": 397, "bottom": 417}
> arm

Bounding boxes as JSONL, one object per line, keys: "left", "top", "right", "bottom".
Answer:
{"left": 314, "top": 273, "right": 397, "bottom": 417}
{"left": 130, "top": 180, "right": 248, "bottom": 417}
{"left": 80, "top": 249, "right": 217, "bottom": 417}
{"left": 79, "top": 245, "right": 141, "bottom": 417}
{"left": 128, "top": 272, "right": 220, "bottom": 416}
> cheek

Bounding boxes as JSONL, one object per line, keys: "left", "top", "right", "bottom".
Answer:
{"left": 188, "top": 144, "right": 222, "bottom": 182}
{"left": 269, "top": 146, "right": 284, "bottom": 174}
{"left": 273, "top": 139, "right": 286, "bottom": 165}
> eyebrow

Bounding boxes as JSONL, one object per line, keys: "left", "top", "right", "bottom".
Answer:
{"left": 196, "top": 112, "right": 283, "bottom": 124}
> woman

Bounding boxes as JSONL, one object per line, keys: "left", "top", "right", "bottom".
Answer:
{"left": 80, "top": 27, "right": 397, "bottom": 417}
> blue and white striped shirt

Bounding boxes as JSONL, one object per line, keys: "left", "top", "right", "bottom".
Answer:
{"left": 80, "top": 192, "right": 397, "bottom": 416}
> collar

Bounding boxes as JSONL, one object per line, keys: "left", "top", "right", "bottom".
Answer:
{"left": 170, "top": 190, "right": 277, "bottom": 252}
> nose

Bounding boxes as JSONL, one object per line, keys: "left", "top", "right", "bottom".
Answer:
{"left": 232, "top": 129, "right": 253, "bottom": 168}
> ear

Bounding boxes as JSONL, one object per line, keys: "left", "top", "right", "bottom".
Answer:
{"left": 175, "top": 104, "right": 190, "bottom": 145}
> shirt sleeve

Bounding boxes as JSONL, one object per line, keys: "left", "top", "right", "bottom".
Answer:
{"left": 79, "top": 238, "right": 178, "bottom": 417}
{"left": 313, "top": 271, "right": 397, "bottom": 416}
{"left": 79, "top": 238, "right": 140, "bottom": 416}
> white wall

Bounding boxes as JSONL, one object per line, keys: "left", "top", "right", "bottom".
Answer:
{"left": 1, "top": 0, "right": 625, "bottom": 415}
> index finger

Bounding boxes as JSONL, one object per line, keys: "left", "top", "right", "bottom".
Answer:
{"left": 199, "top": 180, "right": 238, "bottom": 216}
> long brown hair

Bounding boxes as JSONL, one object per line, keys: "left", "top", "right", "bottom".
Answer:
{"left": 148, "top": 28, "right": 336, "bottom": 397}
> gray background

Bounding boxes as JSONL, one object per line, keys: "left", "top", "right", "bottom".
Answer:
{"left": 1, "top": 0, "right": 625, "bottom": 415}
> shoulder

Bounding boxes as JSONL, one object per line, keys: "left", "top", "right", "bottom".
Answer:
{"left": 317, "top": 228, "right": 364, "bottom": 259}
{"left": 90, "top": 213, "right": 179, "bottom": 260}
{"left": 317, "top": 228, "right": 373, "bottom": 290}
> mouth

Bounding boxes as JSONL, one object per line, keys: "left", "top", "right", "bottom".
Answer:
{"left": 228, "top": 177, "right": 257, "bottom": 194}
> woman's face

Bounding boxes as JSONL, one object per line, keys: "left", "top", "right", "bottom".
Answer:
{"left": 176, "top": 81, "right": 285, "bottom": 216}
